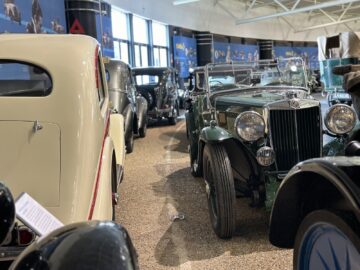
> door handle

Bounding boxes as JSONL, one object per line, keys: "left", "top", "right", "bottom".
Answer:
{"left": 33, "top": 120, "right": 43, "bottom": 133}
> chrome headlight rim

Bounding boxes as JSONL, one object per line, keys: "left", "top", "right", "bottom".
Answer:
{"left": 324, "top": 104, "right": 356, "bottom": 135}
{"left": 235, "top": 111, "right": 265, "bottom": 142}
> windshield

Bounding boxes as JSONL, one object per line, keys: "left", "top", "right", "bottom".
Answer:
{"left": 206, "top": 58, "right": 307, "bottom": 93}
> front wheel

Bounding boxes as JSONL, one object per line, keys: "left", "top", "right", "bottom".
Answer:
{"left": 294, "top": 210, "right": 360, "bottom": 270}
{"left": 203, "top": 144, "right": 235, "bottom": 239}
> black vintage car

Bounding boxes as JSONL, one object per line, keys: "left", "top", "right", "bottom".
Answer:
{"left": 133, "top": 67, "right": 179, "bottom": 125}
{"left": 105, "top": 59, "right": 148, "bottom": 153}
{"left": 0, "top": 182, "right": 139, "bottom": 270}
{"left": 270, "top": 65, "right": 360, "bottom": 270}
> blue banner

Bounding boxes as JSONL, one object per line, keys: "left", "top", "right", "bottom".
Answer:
{"left": 0, "top": 0, "right": 66, "bottom": 34}
{"left": 213, "top": 42, "right": 259, "bottom": 63}
{"left": 273, "top": 46, "right": 319, "bottom": 70}
{"left": 96, "top": 14, "right": 114, "bottom": 58}
{"left": 173, "top": 36, "right": 197, "bottom": 78}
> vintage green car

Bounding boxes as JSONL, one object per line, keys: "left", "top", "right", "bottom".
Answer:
{"left": 186, "top": 58, "right": 357, "bottom": 238}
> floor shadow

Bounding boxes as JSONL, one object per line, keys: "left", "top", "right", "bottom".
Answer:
{"left": 151, "top": 164, "right": 278, "bottom": 267}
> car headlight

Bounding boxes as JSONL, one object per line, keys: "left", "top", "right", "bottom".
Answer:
{"left": 325, "top": 104, "right": 356, "bottom": 135}
{"left": 235, "top": 111, "right": 265, "bottom": 142}
{"left": 256, "top": 146, "right": 275, "bottom": 166}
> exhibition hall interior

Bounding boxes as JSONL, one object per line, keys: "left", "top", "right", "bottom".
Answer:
{"left": 1, "top": 0, "right": 360, "bottom": 269}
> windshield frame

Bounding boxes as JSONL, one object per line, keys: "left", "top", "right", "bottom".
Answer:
{"left": 204, "top": 57, "right": 309, "bottom": 95}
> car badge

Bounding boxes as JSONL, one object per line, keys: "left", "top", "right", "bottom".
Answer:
{"left": 289, "top": 99, "right": 300, "bottom": 109}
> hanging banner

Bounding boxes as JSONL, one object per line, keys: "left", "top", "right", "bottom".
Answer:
{"left": 0, "top": 0, "right": 66, "bottom": 34}
{"left": 173, "top": 36, "right": 198, "bottom": 78}
{"left": 96, "top": 13, "right": 114, "bottom": 58}
{"left": 213, "top": 42, "right": 259, "bottom": 63}
{"left": 273, "top": 46, "right": 319, "bottom": 70}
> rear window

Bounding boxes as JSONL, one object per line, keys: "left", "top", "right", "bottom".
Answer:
{"left": 135, "top": 75, "right": 159, "bottom": 86}
{"left": 0, "top": 62, "right": 52, "bottom": 96}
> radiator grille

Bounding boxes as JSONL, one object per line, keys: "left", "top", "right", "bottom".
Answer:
{"left": 269, "top": 107, "right": 321, "bottom": 171}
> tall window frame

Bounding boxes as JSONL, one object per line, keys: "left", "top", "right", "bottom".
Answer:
{"left": 152, "top": 21, "right": 169, "bottom": 67}
{"left": 111, "top": 7, "right": 130, "bottom": 64}
{"left": 132, "top": 15, "right": 150, "bottom": 67}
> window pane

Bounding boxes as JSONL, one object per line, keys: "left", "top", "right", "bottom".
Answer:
{"left": 141, "top": 46, "right": 148, "bottom": 67}
{"left": 120, "top": 42, "right": 129, "bottom": 64}
{"left": 111, "top": 8, "right": 128, "bottom": 40}
{"left": 133, "top": 16, "right": 148, "bottom": 44}
{"left": 0, "top": 62, "right": 52, "bottom": 96}
{"left": 134, "top": 45, "right": 141, "bottom": 67}
{"left": 113, "top": 40, "right": 120, "bottom": 60}
{"left": 152, "top": 22, "right": 167, "bottom": 46}
{"left": 160, "top": 48, "right": 168, "bottom": 67}
{"left": 153, "top": 48, "right": 160, "bottom": 67}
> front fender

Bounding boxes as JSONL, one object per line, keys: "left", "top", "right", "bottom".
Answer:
{"left": 269, "top": 157, "right": 360, "bottom": 248}
{"left": 199, "top": 125, "right": 233, "bottom": 144}
{"left": 109, "top": 113, "right": 125, "bottom": 168}
{"left": 136, "top": 96, "right": 148, "bottom": 129}
{"left": 91, "top": 137, "right": 113, "bottom": 221}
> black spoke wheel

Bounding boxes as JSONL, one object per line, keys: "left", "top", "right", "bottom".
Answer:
{"left": 203, "top": 144, "right": 235, "bottom": 239}
{"left": 294, "top": 210, "right": 360, "bottom": 270}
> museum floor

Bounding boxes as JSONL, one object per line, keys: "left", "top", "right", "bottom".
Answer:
{"left": 115, "top": 94, "right": 328, "bottom": 270}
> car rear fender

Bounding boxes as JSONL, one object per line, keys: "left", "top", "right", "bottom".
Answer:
{"left": 90, "top": 137, "right": 113, "bottom": 221}
{"left": 269, "top": 159, "right": 360, "bottom": 248}
{"left": 123, "top": 105, "right": 134, "bottom": 141}
{"left": 136, "top": 96, "right": 148, "bottom": 129}
{"left": 109, "top": 113, "right": 125, "bottom": 168}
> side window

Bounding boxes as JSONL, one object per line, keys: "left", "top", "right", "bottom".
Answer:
{"left": 96, "top": 54, "right": 106, "bottom": 106}
{"left": 0, "top": 61, "right": 52, "bottom": 97}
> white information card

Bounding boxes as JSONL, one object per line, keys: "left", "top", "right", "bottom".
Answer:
{"left": 15, "top": 192, "right": 63, "bottom": 237}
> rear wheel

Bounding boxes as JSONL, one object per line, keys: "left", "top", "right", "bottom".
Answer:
{"left": 111, "top": 161, "right": 117, "bottom": 222}
{"left": 294, "top": 210, "right": 360, "bottom": 270}
{"left": 138, "top": 122, "right": 147, "bottom": 138}
{"left": 125, "top": 131, "right": 134, "bottom": 153}
{"left": 168, "top": 115, "right": 177, "bottom": 125}
{"left": 203, "top": 144, "right": 235, "bottom": 239}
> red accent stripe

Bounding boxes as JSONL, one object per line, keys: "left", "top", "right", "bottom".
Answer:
{"left": 87, "top": 111, "right": 111, "bottom": 220}
{"left": 95, "top": 46, "right": 99, "bottom": 89}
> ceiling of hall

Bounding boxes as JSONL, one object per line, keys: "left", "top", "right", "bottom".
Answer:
{"left": 173, "top": 0, "right": 360, "bottom": 33}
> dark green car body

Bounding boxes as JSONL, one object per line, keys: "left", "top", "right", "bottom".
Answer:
{"left": 185, "top": 64, "right": 328, "bottom": 238}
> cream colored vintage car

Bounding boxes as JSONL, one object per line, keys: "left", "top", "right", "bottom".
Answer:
{"left": 0, "top": 34, "right": 125, "bottom": 224}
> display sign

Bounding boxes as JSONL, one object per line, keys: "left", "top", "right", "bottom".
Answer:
{"left": 173, "top": 36, "right": 198, "bottom": 78}
{"left": 213, "top": 42, "right": 259, "bottom": 63}
{"left": 15, "top": 192, "right": 63, "bottom": 237}
{"left": 0, "top": 0, "right": 66, "bottom": 34}
{"left": 274, "top": 46, "right": 319, "bottom": 70}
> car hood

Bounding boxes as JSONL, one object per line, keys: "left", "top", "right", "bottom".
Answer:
{"left": 213, "top": 87, "right": 313, "bottom": 113}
